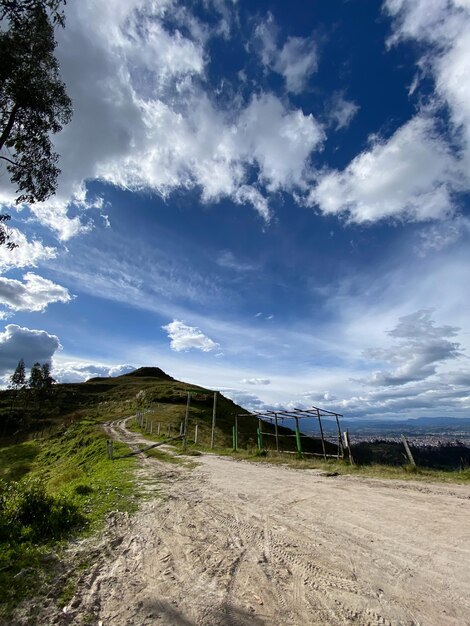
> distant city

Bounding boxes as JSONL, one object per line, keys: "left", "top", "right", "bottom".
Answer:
{"left": 304, "top": 417, "right": 470, "bottom": 448}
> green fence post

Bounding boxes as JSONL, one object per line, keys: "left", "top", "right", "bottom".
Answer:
{"left": 295, "top": 416, "right": 303, "bottom": 459}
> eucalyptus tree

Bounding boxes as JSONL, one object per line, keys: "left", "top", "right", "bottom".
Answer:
{"left": 0, "top": 0, "right": 72, "bottom": 245}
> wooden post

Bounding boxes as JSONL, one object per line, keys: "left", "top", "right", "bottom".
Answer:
{"left": 180, "top": 421, "right": 184, "bottom": 436}
{"left": 294, "top": 416, "right": 303, "bottom": 458}
{"left": 194, "top": 423, "right": 199, "bottom": 444}
{"left": 106, "top": 440, "right": 114, "bottom": 460}
{"left": 183, "top": 392, "right": 190, "bottom": 450}
{"left": 344, "top": 429, "right": 354, "bottom": 465}
{"left": 150, "top": 422, "right": 153, "bottom": 434}
{"left": 316, "top": 409, "right": 327, "bottom": 460}
{"left": 157, "top": 422, "right": 161, "bottom": 436}
{"left": 401, "top": 434, "right": 416, "bottom": 466}
{"left": 335, "top": 415, "right": 344, "bottom": 459}
{"left": 210, "top": 391, "right": 217, "bottom": 449}
{"left": 274, "top": 412, "right": 279, "bottom": 452}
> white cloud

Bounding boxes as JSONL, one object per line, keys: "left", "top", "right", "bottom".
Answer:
{"left": 216, "top": 251, "right": 258, "bottom": 272}
{"left": 328, "top": 92, "right": 359, "bottom": 130}
{"left": 163, "top": 319, "right": 220, "bottom": 352}
{"left": 100, "top": 93, "right": 323, "bottom": 212}
{"left": 52, "top": 360, "right": 135, "bottom": 383}
{"left": 0, "top": 229, "right": 57, "bottom": 273}
{"left": 364, "top": 310, "right": 462, "bottom": 386}
{"left": 310, "top": 115, "right": 458, "bottom": 222}
{"left": 415, "top": 216, "right": 470, "bottom": 256}
{"left": 234, "top": 185, "right": 270, "bottom": 221}
{"left": 0, "top": 324, "right": 61, "bottom": 376}
{"left": 255, "top": 14, "right": 318, "bottom": 93}
{"left": 274, "top": 37, "right": 318, "bottom": 94}
{"left": 241, "top": 378, "right": 271, "bottom": 385}
{"left": 0, "top": 273, "right": 72, "bottom": 314}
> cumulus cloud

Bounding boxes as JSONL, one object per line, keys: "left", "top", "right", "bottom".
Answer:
{"left": 310, "top": 115, "right": 458, "bottom": 222}
{"left": 0, "top": 229, "right": 57, "bottom": 273}
{"left": 0, "top": 324, "right": 61, "bottom": 376}
{"left": 163, "top": 319, "right": 220, "bottom": 352}
{"left": 308, "top": 1, "right": 470, "bottom": 225}
{"left": 241, "top": 378, "right": 271, "bottom": 385}
{"left": 255, "top": 13, "right": 318, "bottom": 93}
{"left": 365, "top": 310, "right": 462, "bottom": 386}
{"left": 52, "top": 361, "right": 135, "bottom": 383}
{"left": 0, "top": 1, "right": 324, "bottom": 235}
{"left": 0, "top": 273, "right": 72, "bottom": 314}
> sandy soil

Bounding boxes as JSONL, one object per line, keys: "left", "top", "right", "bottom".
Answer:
{"left": 48, "top": 419, "right": 470, "bottom": 625}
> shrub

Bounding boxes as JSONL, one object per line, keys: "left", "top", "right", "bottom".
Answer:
{"left": 0, "top": 477, "right": 84, "bottom": 544}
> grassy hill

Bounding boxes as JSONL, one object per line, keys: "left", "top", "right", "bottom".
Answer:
{"left": 0, "top": 366, "right": 334, "bottom": 455}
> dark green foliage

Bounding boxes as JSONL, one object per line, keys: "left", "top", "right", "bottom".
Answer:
{"left": 0, "top": 0, "right": 72, "bottom": 205}
{"left": 28, "top": 361, "right": 44, "bottom": 392}
{"left": 0, "top": 477, "right": 83, "bottom": 543}
{"left": 351, "top": 439, "right": 470, "bottom": 470}
{"left": 9, "top": 358, "right": 26, "bottom": 391}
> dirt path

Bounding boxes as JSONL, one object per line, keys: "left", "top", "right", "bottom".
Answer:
{"left": 59, "top": 418, "right": 470, "bottom": 626}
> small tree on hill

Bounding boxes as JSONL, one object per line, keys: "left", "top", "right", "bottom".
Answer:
{"left": 29, "top": 362, "right": 44, "bottom": 391}
{"left": 8, "top": 357, "right": 26, "bottom": 415}
{"left": 41, "top": 362, "right": 55, "bottom": 389}
{"left": 9, "top": 357, "right": 26, "bottom": 391}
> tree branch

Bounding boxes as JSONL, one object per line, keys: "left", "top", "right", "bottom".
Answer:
{"left": 0, "top": 103, "right": 19, "bottom": 150}
{"left": 0, "top": 154, "right": 17, "bottom": 166}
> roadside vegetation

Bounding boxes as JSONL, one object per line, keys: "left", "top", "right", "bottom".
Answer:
{"left": 0, "top": 419, "right": 137, "bottom": 616}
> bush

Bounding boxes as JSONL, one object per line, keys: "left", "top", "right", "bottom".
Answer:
{"left": 0, "top": 478, "right": 84, "bottom": 544}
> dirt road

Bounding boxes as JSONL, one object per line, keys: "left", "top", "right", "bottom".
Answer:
{"left": 60, "top": 418, "right": 470, "bottom": 626}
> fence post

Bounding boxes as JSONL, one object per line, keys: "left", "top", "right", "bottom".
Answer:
{"left": 157, "top": 422, "right": 161, "bottom": 436}
{"left": 401, "top": 434, "right": 416, "bottom": 466}
{"left": 210, "top": 391, "right": 217, "bottom": 449}
{"left": 316, "top": 409, "right": 327, "bottom": 460}
{"left": 106, "top": 440, "right": 114, "bottom": 460}
{"left": 274, "top": 412, "right": 279, "bottom": 452}
{"left": 294, "top": 416, "right": 303, "bottom": 459}
{"left": 194, "top": 423, "right": 199, "bottom": 444}
{"left": 335, "top": 414, "right": 344, "bottom": 459}
{"left": 344, "top": 430, "right": 354, "bottom": 465}
{"left": 257, "top": 418, "right": 263, "bottom": 451}
{"left": 183, "top": 392, "right": 190, "bottom": 450}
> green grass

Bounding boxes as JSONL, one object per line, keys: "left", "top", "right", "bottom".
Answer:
{"left": 0, "top": 440, "right": 41, "bottom": 481}
{"left": 0, "top": 419, "right": 138, "bottom": 616}
{"left": 213, "top": 448, "right": 470, "bottom": 483}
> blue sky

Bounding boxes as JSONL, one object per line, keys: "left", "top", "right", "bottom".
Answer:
{"left": 1, "top": 0, "right": 470, "bottom": 420}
